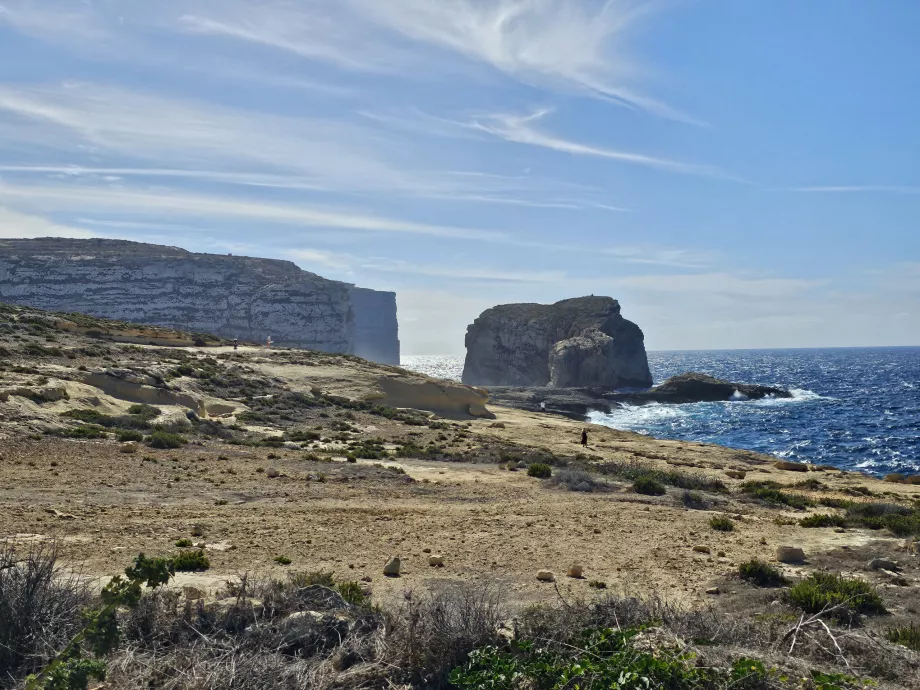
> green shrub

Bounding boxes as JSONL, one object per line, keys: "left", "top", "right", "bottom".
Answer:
{"left": 116, "top": 429, "right": 144, "bottom": 443}
{"left": 274, "top": 555, "right": 292, "bottom": 566}
{"left": 681, "top": 490, "right": 709, "bottom": 510}
{"left": 738, "top": 559, "right": 788, "bottom": 587}
{"left": 588, "top": 580, "right": 607, "bottom": 590}
{"left": 289, "top": 570, "right": 335, "bottom": 587}
{"left": 740, "top": 481, "right": 814, "bottom": 509}
{"left": 598, "top": 460, "right": 727, "bottom": 493}
{"left": 147, "top": 431, "right": 187, "bottom": 449}
{"left": 845, "top": 502, "right": 920, "bottom": 537}
{"left": 174, "top": 538, "right": 193, "bottom": 548}
{"left": 633, "top": 475, "right": 666, "bottom": 496}
{"left": 336, "top": 581, "right": 368, "bottom": 606}
{"left": 787, "top": 572, "right": 886, "bottom": 621}
{"left": 527, "top": 463, "right": 552, "bottom": 479}
{"left": 709, "top": 515, "right": 735, "bottom": 532}
{"left": 800, "top": 513, "right": 847, "bottom": 528}
{"left": 63, "top": 425, "right": 106, "bottom": 439}
{"left": 171, "top": 550, "right": 210, "bottom": 572}
{"left": 887, "top": 623, "right": 920, "bottom": 652}
{"left": 126, "top": 404, "right": 160, "bottom": 418}
{"left": 450, "top": 626, "right": 765, "bottom": 690}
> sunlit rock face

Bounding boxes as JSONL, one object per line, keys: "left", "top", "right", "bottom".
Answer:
{"left": 462, "top": 296, "right": 651, "bottom": 389}
{"left": 0, "top": 238, "right": 399, "bottom": 364}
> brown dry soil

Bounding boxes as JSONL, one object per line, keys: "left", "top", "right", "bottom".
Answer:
{"left": 1, "top": 302, "right": 919, "bottom": 614}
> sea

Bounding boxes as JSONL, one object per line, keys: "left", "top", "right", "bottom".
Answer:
{"left": 401, "top": 348, "right": 920, "bottom": 476}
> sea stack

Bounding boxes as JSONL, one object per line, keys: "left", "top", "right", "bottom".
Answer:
{"left": 462, "top": 296, "right": 652, "bottom": 388}
{"left": 0, "top": 238, "right": 400, "bottom": 364}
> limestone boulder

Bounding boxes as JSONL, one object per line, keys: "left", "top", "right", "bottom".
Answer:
{"left": 462, "top": 296, "right": 651, "bottom": 388}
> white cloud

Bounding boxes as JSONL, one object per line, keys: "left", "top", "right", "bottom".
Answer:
{"left": 360, "top": 258, "right": 566, "bottom": 284}
{"left": 1, "top": 0, "right": 693, "bottom": 121}
{"left": 616, "top": 272, "right": 824, "bottom": 298}
{"left": 467, "top": 110, "right": 722, "bottom": 176}
{"left": 0, "top": 183, "right": 507, "bottom": 241}
{"left": 792, "top": 185, "right": 920, "bottom": 194}
{"left": 0, "top": 205, "right": 95, "bottom": 239}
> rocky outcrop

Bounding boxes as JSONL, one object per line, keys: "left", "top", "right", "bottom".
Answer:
{"left": 0, "top": 239, "right": 399, "bottom": 364}
{"left": 462, "top": 296, "right": 651, "bottom": 388}
{"left": 641, "top": 373, "right": 791, "bottom": 404}
{"left": 487, "top": 372, "right": 792, "bottom": 418}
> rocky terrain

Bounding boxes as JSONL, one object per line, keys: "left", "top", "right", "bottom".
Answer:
{"left": 0, "top": 238, "right": 400, "bottom": 364}
{"left": 1, "top": 303, "right": 919, "bottom": 689}
{"left": 462, "top": 296, "right": 652, "bottom": 388}
{"left": 490, "top": 372, "right": 793, "bottom": 417}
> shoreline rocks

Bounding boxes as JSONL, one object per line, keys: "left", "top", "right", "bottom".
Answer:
{"left": 486, "top": 372, "right": 793, "bottom": 419}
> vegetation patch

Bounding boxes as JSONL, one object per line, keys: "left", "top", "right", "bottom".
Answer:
{"left": 62, "top": 425, "right": 107, "bottom": 439}
{"left": 738, "top": 559, "right": 788, "bottom": 587}
{"left": 799, "top": 513, "right": 847, "bottom": 528}
{"left": 787, "top": 572, "right": 886, "bottom": 622}
{"left": 633, "top": 475, "right": 666, "bottom": 496}
{"left": 147, "top": 431, "right": 187, "bottom": 449}
{"left": 170, "top": 550, "right": 210, "bottom": 572}
{"left": 844, "top": 502, "right": 920, "bottom": 537}
{"left": 887, "top": 623, "right": 920, "bottom": 652}
{"left": 709, "top": 515, "right": 735, "bottom": 532}
{"left": 740, "top": 481, "right": 814, "bottom": 509}
{"left": 598, "top": 459, "right": 727, "bottom": 494}
{"left": 527, "top": 463, "right": 553, "bottom": 479}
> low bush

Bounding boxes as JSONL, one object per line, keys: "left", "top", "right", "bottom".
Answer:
{"left": 548, "top": 468, "right": 604, "bottom": 492}
{"left": 799, "top": 513, "right": 847, "bottom": 528}
{"left": 740, "top": 481, "right": 814, "bottom": 509}
{"left": 116, "top": 429, "right": 144, "bottom": 443}
{"left": 598, "top": 459, "right": 727, "bottom": 493}
{"left": 170, "top": 550, "right": 210, "bottom": 572}
{"left": 738, "top": 559, "right": 788, "bottom": 587}
{"left": 174, "top": 539, "right": 193, "bottom": 548}
{"left": 787, "top": 572, "right": 886, "bottom": 622}
{"left": 0, "top": 545, "right": 91, "bottom": 683}
{"left": 274, "top": 555, "right": 292, "bottom": 566}
{"left": 450, "top": 626, "right": 772, "bottom": 690}
{"left": 633, "top": 475, "right": 666, "bottom": 496}
{"left": 709, "top": 515, "right": 735, "bottom": 532}
{"left": 887, "top": 623, "right": 920, "bottom": 652}
{"left": 681, "top": 490, "right": 710, "bottom": 510}
{"left": 147, "top": 431, "right": 187, "bottom": 449}
{"left": 63, "top": 425, "right": 106, "bottom": 439}
{"left": 527, "top": 463, "right": 553, "bottom": 479}
{"left": 845, "top": 502, "right": 920, "bottom": 537}
{"left": 126, "top": 404, "right": 160, "bottom": 419}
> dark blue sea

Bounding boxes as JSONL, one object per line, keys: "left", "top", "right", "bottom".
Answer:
{"left": 402, "top": 348, "right": 920, "bottom": 476}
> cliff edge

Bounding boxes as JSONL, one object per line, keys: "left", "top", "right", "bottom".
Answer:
{"left": 0, "top": 238, "right": 399, "bottom": 364}
{"left": 462, "top": 296, "right": 652, "bottom": 388}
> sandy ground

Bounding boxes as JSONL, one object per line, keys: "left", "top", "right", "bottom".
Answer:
{"left": 2, "top": 409, "right": 916, "bottom": 607}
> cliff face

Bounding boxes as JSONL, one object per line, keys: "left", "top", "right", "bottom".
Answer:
{"left": 461, "top": 296, "right": 651, "bottom": 389}
{"left": 0, "top": 238, "right": 399, "bottom": 364}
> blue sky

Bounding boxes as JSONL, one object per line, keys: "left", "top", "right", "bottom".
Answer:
{"left": 0, "top": 0, "right": 917, "bottom": 355}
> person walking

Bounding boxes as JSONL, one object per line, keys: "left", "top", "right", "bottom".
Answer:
{"left": 581, "top": 428, "right": 588, "bottom": 447}
{"left": 540, "top": 401, "right": 546, "bottom": 413}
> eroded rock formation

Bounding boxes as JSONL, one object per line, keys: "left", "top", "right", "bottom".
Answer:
{"left": 0, "top": 238, "right": 399, "bottom": 364}
{"left": 462, "top": 296, "right": 652, "bottom": 388}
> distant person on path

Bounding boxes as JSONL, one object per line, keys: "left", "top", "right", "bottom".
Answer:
{"left": 540, "top": 401, "right": 546, "bottom": 413}
{"left": 233, "top": 338, "right": 238, "bottom": 351}
{"left": 581, "top": 429, "right": 588, "bottom": 447}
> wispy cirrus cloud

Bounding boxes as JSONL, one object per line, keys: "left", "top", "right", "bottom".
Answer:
{"left": 0, "top": 205, "right": 95, "bottom": 239}
{"left": 1, "top": 0, "right": 693, "bottom": 122}
{"left": 467, "top": 110, "right": 723, "bottom": 176}
{"left": 791, "top": 185, "right": 920, "bottom": 194}
{"left": 0, "top": 183, "right": 508, "bottom": 241}
{"left": 0, "top": 84, "right": 640, "bottom": 209}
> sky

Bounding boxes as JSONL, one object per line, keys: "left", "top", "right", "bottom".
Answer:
{"left": 0, "top": 0, "right": 918, "bottom": 355}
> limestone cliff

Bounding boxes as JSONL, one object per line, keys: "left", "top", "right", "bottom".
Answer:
{"left": 461, "top": 296, "right": 651, "bottom": 388}
{"left": 0, "top": 238, "right": 400, "bottom": 364}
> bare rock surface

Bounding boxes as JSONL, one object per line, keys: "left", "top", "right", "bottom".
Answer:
{"left": 0, "top": 238, "right": 399, "bottom": 364}
{"left": 462, "top": 296, "right": 651, "bottom": 388}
